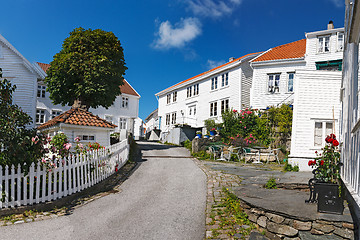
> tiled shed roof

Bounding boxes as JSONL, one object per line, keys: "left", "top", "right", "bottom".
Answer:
{"left": 157, "top": 52, "right": 261, "bottom": 95}
{"left": 36, "top": 62, "right": 139, "bottom": 97}
{"left": 37, "top": 108, "right": 117, "bottom": 130}
{"left": 252, "top": 39, "right": 306, "bottom": 63}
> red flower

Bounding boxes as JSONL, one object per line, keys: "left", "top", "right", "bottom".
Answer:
{"left": 233, "top": 109, "right": 237, "bottom": 113}
{"left": 332, "top": 140, "right": 339, "bottom": 146}
{"left": 325, "top": 136, "right": 334, "bottom": 143}
{"left": 330, "top": 133, "right": 336, "bottom": 140}
{"left": 320, "top": 160, "right": 324, "bottom": 166}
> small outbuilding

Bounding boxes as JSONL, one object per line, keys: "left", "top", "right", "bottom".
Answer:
{"left": 37, "top": 107, "right": 117, "bottom": 147}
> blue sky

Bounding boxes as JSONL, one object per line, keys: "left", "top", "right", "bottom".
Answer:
{"left": 0, "top": 0, "right": 345, "bottom": 120}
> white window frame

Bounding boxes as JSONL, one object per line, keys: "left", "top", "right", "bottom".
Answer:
{"left": 187, "top": 86, "right": 192, "bottom": 98}
{"left": 171, "top": 112, "right": 177, "bottom": 124}
{"left": 165, "top": 114, "right": 170, "bottom": 126}
{"left": 210, "top": 102, "right": 218, "bottom": 117}
{"left": 211, "top": 77, "right": 218, "bottom": 90}
{"left": 313, "top": 120, "right": 334, "bottom": 147}
{"left": 221, "top": 73, "right": 228, "bottom": 87}
{"left": 36, "top": 109, "right": 46, "bottom": 124}
{"left": 166, "top": 94, "right": 171, "bottom": 104}
{"left": 121, "top": 97, "right": 129, "bottom": 108}
{"left": 221, "top": 99, "right": 229, "bottom": 113}
{"left": 193, "top": 84, "right": 199, "bottom": 96}
{"left": 287, "top": 73, "right": 294, "bottom": 92}
{"left": 337, "top": 32, "right": 344, "bottom": 51}
{"left": 37, "top": 85, "right": 46, "bottom": 98}
{"left": 268, "top": 74, "right": 280, "bottom": 93}
{"left": 77, "top": 135, "right": 95, "bottom": 142}
{"left": 119, "top": 118, "right": 127, "bottom": 130}
{"left": 318, "top": 35, "right": 330, "bottom": 53}
{"left": 173, "top": 92, "right": 177, "bottom": 102}
{"left": 51, "top": 110, "right": 62, "bottom": 119}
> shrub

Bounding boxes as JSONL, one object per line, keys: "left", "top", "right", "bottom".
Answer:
{"left": 283, "top": 160, "right": 299, "bottom": 172}
{"left": 191, "top": 151, "right": 210, "bottom": 160}
{"left": 265, "top": 177, "right": 277, "bottom": 189}
{"left": 183, "top": 140, "right": 192, "bottom": 151}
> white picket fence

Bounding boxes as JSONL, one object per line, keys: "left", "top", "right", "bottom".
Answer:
{"left": 0, "top": 139, "right": 129, "bottom": 209}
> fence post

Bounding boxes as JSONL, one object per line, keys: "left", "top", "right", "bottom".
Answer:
{"left": 53, "top": 161, "right": 58, "bottom": 200}
{"left": 47, "top": 167, "right": 52, "bottom": 202}
{"left": 41, "top": 164, "right": 46, "bottom": 203}
{"left": 29, "top": 163, "right": 35, "bottom": 205}
{"left": 17, "top": 164, "right": 21, "bottom": 207}
{"left": 64, "top": 157, "right": 68, "bottom": 197}
{"left": 0, "top": 165, "right": 3, "bottom": 208}
{"left": 35, "top": 162, "right": 41, "bottom": 204}
{"left": 4, "top": 165, "right": 9, "bottom": 208}
{"left": 10, "top": 165, "right": 15, "bottom": 207}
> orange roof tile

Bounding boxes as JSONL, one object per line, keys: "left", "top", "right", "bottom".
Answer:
{"left": 252, "top": 39, "right": 306, "bottom": 63}
{"left": 37, "top": 62, "right": 51, "bottom": 73}
{"left": 36, "top": 62, "right": 139, "bottom": 97}
{"left": 37, "top": 108, "right": 117, "bottom": 130}
{"left": 159, "top": 52, "right": 262, "bottom": 94}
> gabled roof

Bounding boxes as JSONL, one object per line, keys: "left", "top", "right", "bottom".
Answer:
{"left": 145, "top": 108, "right": 158, "bottom": 122}
{"left": 36, "top": 63, "right": 140, "bottom": 97}
{"left": 251, "top": 39, "right": 306, "bottom": 63}
{"left": 156, "top": 52, "right": 261, "bottom": 96}
{"left": 0, "top": 34, "right": 46, "bottom": 79}
{"left": 37, "top": 108, "right": 117, "bottom": 130}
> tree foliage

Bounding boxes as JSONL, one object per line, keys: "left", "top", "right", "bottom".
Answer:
{"left": 45, "top": 27, "right": 127, "bottom": 109}
{"left": 0, "top": 69, "right": 44, "bottom": 169}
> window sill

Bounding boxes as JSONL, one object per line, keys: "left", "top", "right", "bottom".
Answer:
{"left": 210, "top": 88, "right": 219, "bottom": 93}
{"left": 186, "top": 95, "right": 199, "bottom": 100}
{"left": 220, "top": 85, "right": 229, "bottom": 89}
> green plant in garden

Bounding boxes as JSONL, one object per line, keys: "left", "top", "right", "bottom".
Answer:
{"left": 183, "top": 140, "right": 192, "bottom": 151}
{"left": 266, "top": 104, "right": 293, "bottom": 146}
{"left": 204, "top": 119, "right": 220, "bottom": 133}
{"left": 283, "top": 160, "right": 299, "bottom": 172}
{"left": 191, "top": 151, "right": 210, "bottom": 160}
{"left": 265, "top": 177, "right": 277, "bottom": 189}
{"left": 309, "top": 134, "right": 341, "bottom": 183}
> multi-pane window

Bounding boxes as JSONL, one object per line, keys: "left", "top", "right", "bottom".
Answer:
{"left": 210, "top": 102, "right": 218, "bottom": 117}
{"left": 36, "top": 109, "right": 46, "bottom": 124}
{"left": 314, "top": 121, "right": 333, "bottom": 146}
{"left": 188, "top": 106, "right": 197, "bottom": 116}
{"left": 77, "top": 135, "right": 95, "bottom": 141}
{"left": 119, "top": 118, "right": 127, "bottom": 129}
{"left": 171, "top": 112, "right": 177, "bottom": 124}
{"left": 51, "top": 110, "right": 61, "bottom": 119}
{"left": 211, "top": 77, "right": 218, "bottom": 90}
{"left": 288, "top": 73, "right": 294, "bottom": 92}
{"left": 193, "top": 84, "right": 199, "bottom": 96}
{"left": 221, "top": 99, "right": 229, "bottom": 113}
{"left": 221, "top": 73, "right": 228, "bottom": 87}
{"left": 173, "top": 92, "right": 177, "bottom": 102}
{"left": 268, "top": 74, "right": 280, "bottom": 93}
{"left": 37, "top": 85, "right": 46, "bottom": 98}
{"left": 105, "top": 115, "right": 113, "bottom": 124}
{"left": 122, "top": 97, "right": 129, "bottom": 108}
{"left": 166, "top": 94, "right": 171, "bottom": 104}
{"left": 337, "top": 32, "right": 344, "bottom": 51}
{"left": 166, "top": 114, "right": 170, "bottom": 125}
{"left": 187, "top": 86, "right": 192, "bottom": 98}
{"left": 318, "top": 36, "right": 330, "bottom": 53}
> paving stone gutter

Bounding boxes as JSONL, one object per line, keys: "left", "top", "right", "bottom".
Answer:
{"left": 192, "top": 158, "right": 355, "bottom": 240}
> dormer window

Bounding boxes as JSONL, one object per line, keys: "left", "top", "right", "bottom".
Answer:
{"left": 268, "top": 74, "right": 280, "bottom": 93}
{"left": 318, "top": 35, "right": 330, "bottom": 53}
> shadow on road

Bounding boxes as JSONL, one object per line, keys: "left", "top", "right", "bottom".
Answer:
{"left": 136, "top": 141, "right": 181, "bottom": 152}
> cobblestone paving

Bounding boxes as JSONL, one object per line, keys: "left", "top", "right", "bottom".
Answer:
{"left": 192, "top": 158, "right": 266, "bottom": 240}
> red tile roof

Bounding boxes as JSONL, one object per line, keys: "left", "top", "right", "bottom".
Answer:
{"left": 37, "top": 108, "right": 117, "bottom": 130}
{"left": 36, "top": 63, "right": 139, "bottom": 97}
{"left": 251, "top": 39, "right": 306, "bottom": 63}
{"left": 159, "top": 52, "right": 262, "bottom": 94}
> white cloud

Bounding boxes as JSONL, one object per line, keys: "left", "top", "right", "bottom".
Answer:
{"left": 207, "top": 59, "right": 226, "bottom": 69}
{"left": 329, "top": 0, "right": 343, "bottom": 7}
{"left": 152, "top": 17, "right": 202, "bottom": 49}
{"left": 186, "top": 0, "right": 242, "bottom": 18}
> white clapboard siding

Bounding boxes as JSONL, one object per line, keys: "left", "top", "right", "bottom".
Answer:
{"left": 0, "top": 139, "right": 129, "bottom": 209}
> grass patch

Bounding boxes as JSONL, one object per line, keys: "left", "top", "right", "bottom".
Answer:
{"left": 264, "top": 177, "right": 277, "bottom": 189}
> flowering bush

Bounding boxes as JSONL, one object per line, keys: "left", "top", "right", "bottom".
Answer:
{"left": 308, "top": 134, "right": 341, "bottom": 183}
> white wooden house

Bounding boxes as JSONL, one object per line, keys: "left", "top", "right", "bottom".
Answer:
{"left": 155, "top": 53, "right": 260, "bottom": 139}
{"left": 0, "top": 34, "right": 46, "bottom": 128}
{"left": 36, "top": 63, "right": 140, "bottom": 140}
{"left": 340, "top": 0, "right": 360, "bottom": 235}
{"left": 37, "top": 107, "right": 116, "bottom": 147}
{"left": 250, "top": 22, "right": 344, "bottom": 171}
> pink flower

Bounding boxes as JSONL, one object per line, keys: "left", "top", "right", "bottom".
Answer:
{"left": 74, "top": 137, "right": 80, "bottom": 142}
{"left": 64, "top": 143, "right": 72, "bottom": 150}
{"left": 240, "top": 121, "right": 242, "bottom": 123}
{"left": 31, "top": 136, "right": 39, "bottom": 144}
{"left": 244, "top": 126, "right": 246, "bottom": 129}
{"left": 233, "top": 109, "right": 237, "bottom": 113}
{"left": 41, "top": 158, "right": 46, "bottom": 163}
{"left": 247, "top": 111, "right": 252, "bottom": 114}
{"left": 249, "top": 141, "right": 252, "bottom": 143}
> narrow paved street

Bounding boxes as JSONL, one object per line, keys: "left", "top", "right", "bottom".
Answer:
{"left": 0, "top": 142, "right": 207, "bottom": 240}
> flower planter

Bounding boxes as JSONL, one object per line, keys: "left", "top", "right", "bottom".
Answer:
{"left": 209, "top": 130, "right": 216, "bottom": 136}
{"left": 204, "top": 135, "right": 210, "bottom": 139}
{"left": 196, "top": 134, "right": 202, "bottom": 138}
{"left": 315, "top": 182, "right": 343, "bottom": 215}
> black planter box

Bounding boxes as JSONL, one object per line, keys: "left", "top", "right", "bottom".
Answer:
{"left": 315, "top": 182, "right": 344, "bottom": 215}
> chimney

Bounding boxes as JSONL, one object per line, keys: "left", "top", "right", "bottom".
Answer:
{"left": 327, "top": 20, "right": 334, "bottom": 30}
{"left": 229, "top": 57, "right": 235, "bottom": 62}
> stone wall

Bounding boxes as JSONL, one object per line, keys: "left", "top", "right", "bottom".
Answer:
{"left": 241, "top": 201, "right": 354, "bottom": 239}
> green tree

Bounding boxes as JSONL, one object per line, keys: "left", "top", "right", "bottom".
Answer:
{"left": 45, "top": 27, "right": 127, "bottom": 110}
{"left": 0, "top": 69, "right": 44, "bottom": 169}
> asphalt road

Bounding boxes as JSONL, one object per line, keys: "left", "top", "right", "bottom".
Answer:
{"left": 1, "top": 141, "right": 206, "bottom": 240}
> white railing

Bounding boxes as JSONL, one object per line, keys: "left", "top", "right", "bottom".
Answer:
{"left": 0, "top": 139, "right": 129, "bottom": 209}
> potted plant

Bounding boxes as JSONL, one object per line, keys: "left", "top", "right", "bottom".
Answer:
{"left": 308, "top": 133, "right": 343, "bottom": 214}
{"left": 196, "top": 131, "right": 202, "bottom": 138}
{"left": 210, "top": 128, "right": 216, "bottom": 136}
